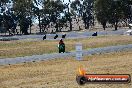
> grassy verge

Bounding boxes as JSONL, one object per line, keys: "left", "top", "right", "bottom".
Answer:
{"left": 0, "top": 35, "right": 132, "bottom": 58}
{"left": 0, "top": 51, "right": 132, "bottom": 88}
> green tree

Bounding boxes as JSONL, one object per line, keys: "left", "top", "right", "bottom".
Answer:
{"left": 71, "top": 0, "right": 94, "bottom": 29}
{"left": 0, "top": 0, "right": 9, "bottom": 9}
{"left": 40, "top": 16, "right": 50, "bottom": 33}
{"left": 13, "top": 0, "right": 35, "bottom": 34}
{"left": 94, "top": 0, "right": 111, "bottom": 30}
{"left": 70, "top": 0, "right": 81, "bottom": 16}
{"left": 118, "top": 0, "right": 132, "bottom": 24}
{"left": 32, "top": 6, "right": 43, "bottom": 33}
{"left": 0, "top": 0, "right": 9, "bottom": 34}
{"left": 95, "top": 0, "right": 132, "bottom": 30}
{"left": 42, "top": 0, "right": 65, "bottom": 32}
{"left": 83, "top": 0, "right": 94, "bottom": 29}
{"left": 63, "top": 11, "right": 72, "bottom": 31}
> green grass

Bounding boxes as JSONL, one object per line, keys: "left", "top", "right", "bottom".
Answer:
{"left": 0, "top": 35, "right": 132, "bottom": 58}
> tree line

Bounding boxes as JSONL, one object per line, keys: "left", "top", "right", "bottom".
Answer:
{"left": 0, "top": 0, "right": 132, "bottom": 35}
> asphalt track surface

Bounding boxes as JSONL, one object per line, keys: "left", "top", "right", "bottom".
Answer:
{"left": 0, "top": 44, "right": 132, "bottom": 65}
{"left": 0, "top": 29, "right": 128, "bottom": 40}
